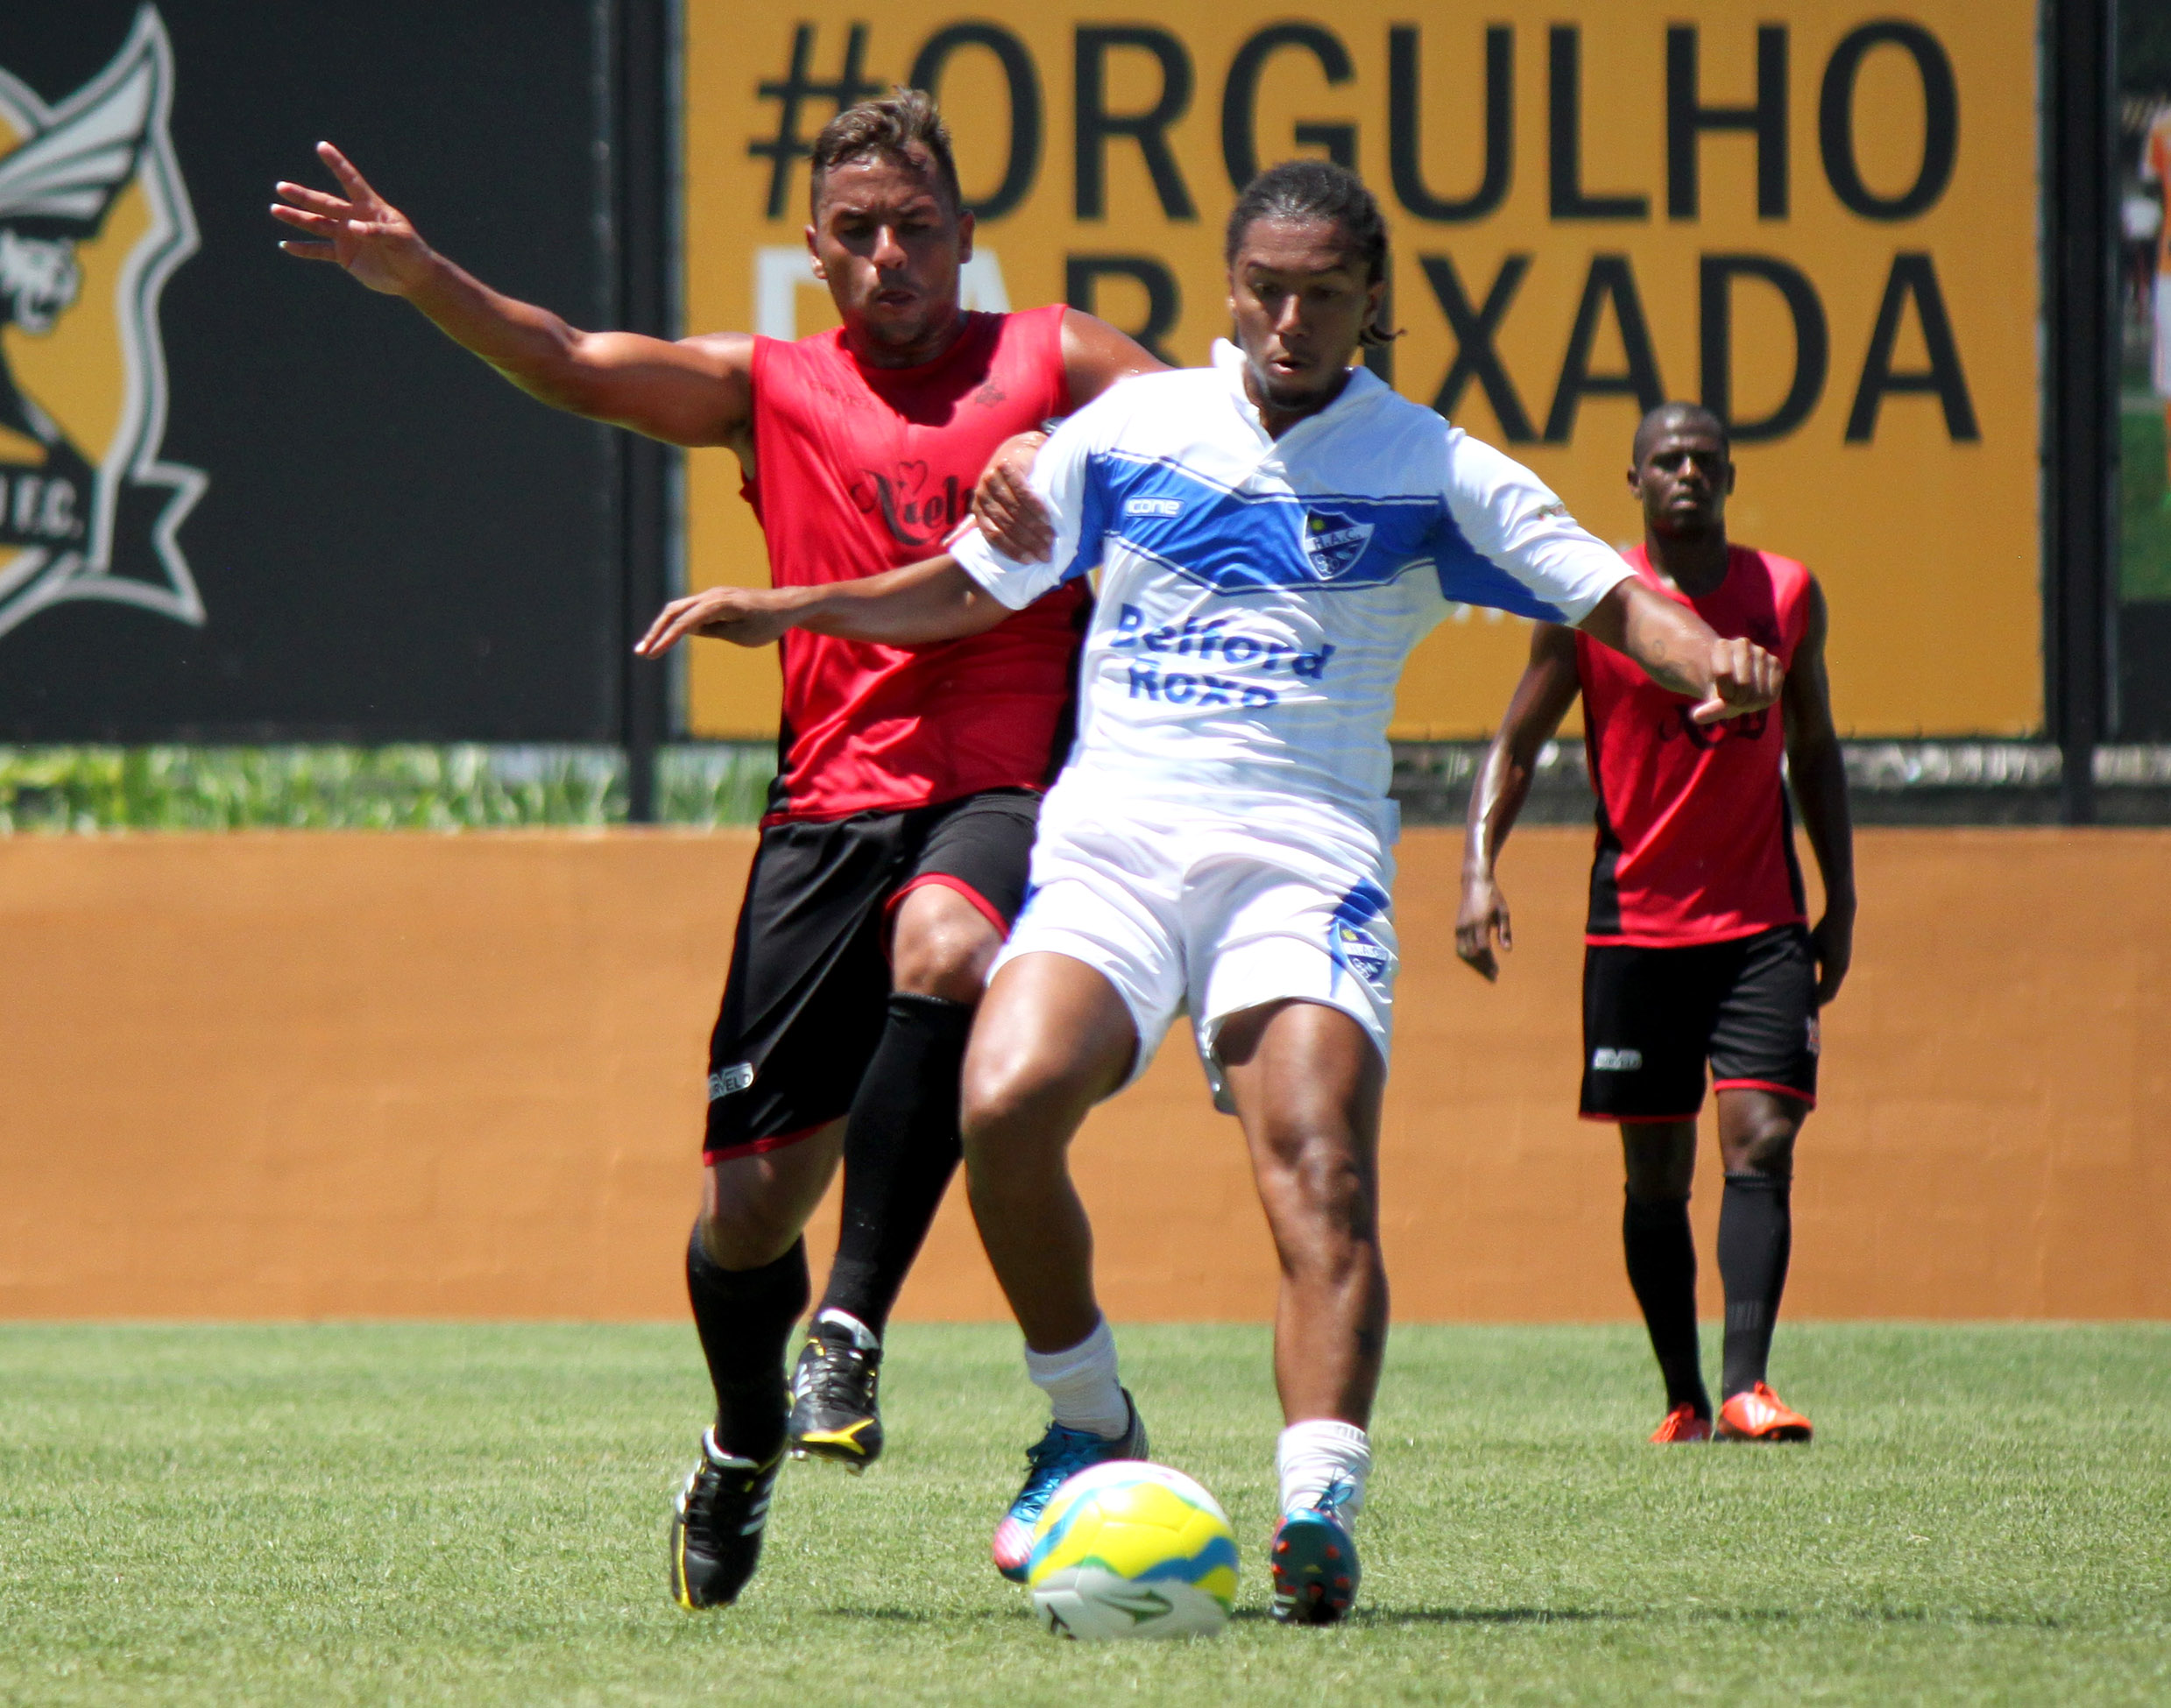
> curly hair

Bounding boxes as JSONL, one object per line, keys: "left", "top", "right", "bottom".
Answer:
{"left": 809, "top": 88, "right": 963, "bottom": 214}
{"left": 1224, "top": 159, "right": 1400, "bottom": 347}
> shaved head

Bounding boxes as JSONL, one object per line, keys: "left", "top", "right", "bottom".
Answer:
{"left": 1633, "top": 401, "right": 1728, "bottom": 466}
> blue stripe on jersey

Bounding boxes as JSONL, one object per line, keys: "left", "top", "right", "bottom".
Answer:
{"left": 1065, "top": 451, "right": 1567, "bottom": 620}
{"left": 1432, "top": 553, "right": 1573, "bottom": 623}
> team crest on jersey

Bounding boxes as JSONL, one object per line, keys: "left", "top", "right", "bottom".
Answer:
{"left": 1299, "top": 509, "right": 1375, "bottom": 581}
{"left": 0, "top": 10, "right": 202, "bottom": 642}
{"left": 1331, "top": 919, "right": 1391, "bottom": 986}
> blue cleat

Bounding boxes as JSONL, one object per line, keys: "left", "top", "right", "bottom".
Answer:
{"left": 990, "top": 1391, "right": 1148, "bottom": 1583}
{"left": 1268, "top": 1478, "right": 1361, "bottom": 1625}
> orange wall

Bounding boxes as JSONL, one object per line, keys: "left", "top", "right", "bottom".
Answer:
{"left": 1, "top": 829, "right": 2164, "bottom": 1321}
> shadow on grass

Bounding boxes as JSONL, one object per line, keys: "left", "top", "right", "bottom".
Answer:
{"left": 1334, "top": 1608, "right": 1617, "bottom": 1627}
{"left": 817, "top": 1603, "right": 2073, "bottom": 1633}
{"left": 1234, "top": 1606, "right": 2073, "bottom": 1631}
{"left": 822, "top": 1607, "right": 1025, "bottom": 1625}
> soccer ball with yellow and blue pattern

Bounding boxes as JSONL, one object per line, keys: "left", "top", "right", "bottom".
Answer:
{"left": 1025, "top": 1461, "right": 1238, "bottom": 1640}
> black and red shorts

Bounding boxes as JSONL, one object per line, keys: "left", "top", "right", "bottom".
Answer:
{"left": 702, "top": 789, "right": 1038, "bottom": 1164}
{"left": 1579, "top": 924, "right": 1818, "bottom": 1123}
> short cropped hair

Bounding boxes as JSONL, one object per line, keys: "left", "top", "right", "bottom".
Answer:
{"left": 1633, "top": 401, "right": 1732, "bottom": 463}
{"left": 809, "top": 88, "right": 963, "bottom": 215}
{"left": 1224, "top": 159, "right": 1400, "bottom": 348}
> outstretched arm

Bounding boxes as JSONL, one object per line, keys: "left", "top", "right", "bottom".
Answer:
{"left": 1781, "top": 578, "right": 1856, "bottom": 1006}
{"left": 969, "top": 307, "right": 1167, "bottom": 560}
{"left": 1456, "top": 624, "right": 1583, "bottom": 981}
{"left": 272, "top": 142, "right": 752, "bottom": 449}
{"left": 635, "top": 555, "right": 1006, "bottom": 656}
{"left": 1575, "top": 579, "right": 1782, "bottom": 722}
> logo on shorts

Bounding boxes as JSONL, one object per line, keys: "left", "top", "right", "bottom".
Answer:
{"left": 1805, "top": 1015, "right": 1821, "bottom": 1056}
{"left": 707, "top": 1062, "right": 755, "bottom": 1100}
{"left": 1300, "top": 510, "right": 1375, "bottom": 581}
{"left": 1592, "top": 1047, "right": 1644, "bottom": 1072}
{"left": 0, "top": 12, "right": 205, "bottom": 642}
{"left": 1332, "top": 920, "right": 1391, "bottom": 986}
{"left": 1124, "top": 497, "right": 1181, "bottom": 517}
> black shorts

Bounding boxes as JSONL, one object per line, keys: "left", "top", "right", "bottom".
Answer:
{"left": 1580, "top": 924, "right": 1819, "bottom": 1123}
{"left": 703, "top": 790, "right": 1039, "bottom": 1163}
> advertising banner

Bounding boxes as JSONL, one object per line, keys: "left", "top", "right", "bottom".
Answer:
{"left": 2119, "top": 12, "right": 2171, "bottom": 738}
{"left": 0, "top": 3, "right": 619, "bottom": 740}
{"left": 684, "top": 0, "right": 2040, "bottom": 739}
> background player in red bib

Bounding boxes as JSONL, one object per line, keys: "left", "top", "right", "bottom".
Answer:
{"left": 1455, "top": 402, "right": 1855, "bottom": 1445}
{"left": 274, "top": 92, "right": 1160, "bottom": 1606}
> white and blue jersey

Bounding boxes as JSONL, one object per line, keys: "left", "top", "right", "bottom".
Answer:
{"left": 964, "top": 341, "right": 1634, "bottom": 1096}
{"left": 951, "top": 340, "right": 1632, "bottom": 817}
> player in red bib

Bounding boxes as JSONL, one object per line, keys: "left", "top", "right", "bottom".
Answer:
{"left": 274, "top": 93, "right": 1161, "bottom": 1606}
{"left": 1455, "top": 403, "right": 1855, "bottom": 1445}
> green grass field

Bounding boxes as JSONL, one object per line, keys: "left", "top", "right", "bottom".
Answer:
{"left": 2, "top": 1323, "right": 2165, "bottom": 1705}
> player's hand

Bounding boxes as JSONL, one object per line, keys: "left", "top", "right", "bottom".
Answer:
{"left": 1810, "top": 905, "right": 1854, "bottom": 1006}
{"left": 1455, "top": 873, "right": 1512, "bottom": 982}
{"left": 635, "top": 586, "right": 796, "bottom": 655}
{"left": 972, "top": 432, "right": 1054, "bottom": 562}
{"left": 1688, "top": 635, "right": 1783, "bottom": 725}
{"left": 272, "top": 143, "right": 436, "bottom": 296}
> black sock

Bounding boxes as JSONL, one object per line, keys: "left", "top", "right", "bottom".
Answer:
{"left": 685, "top": 1225, "right": 808, "bottom": 1462}
{"left": 1623, "top": 1191, "right": 1710, "bottom": 1417}
{"left": 816, "top": 992, "right": 972, "bottom": 1338}
{"left": 1718, "top": 1171, "right": 1792, "bottom": 1399}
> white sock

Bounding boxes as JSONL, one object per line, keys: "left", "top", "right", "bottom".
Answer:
{"left": 1276, "top": 1419, "right": 1371, "bottom": 1519}
{"left": 1022, "top": 1316, "right": 1129, "bottom": 1439}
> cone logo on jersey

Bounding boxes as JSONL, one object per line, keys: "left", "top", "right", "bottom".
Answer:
{"left": 0, "top": 8, "right": 202, "bottom": 642}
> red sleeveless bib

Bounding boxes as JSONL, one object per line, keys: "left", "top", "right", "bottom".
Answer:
{"left": 1575, "top": 543, "right": 1813, "bottom": 945}
{"left": 746, "top": 305, "right": 1082, "bottom": 822}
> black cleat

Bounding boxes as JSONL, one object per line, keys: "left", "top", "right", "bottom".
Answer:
{"left": 788, "top": 1309, "right": 884, "bottom": 1472}
{"left": 669, "top": 1429, "right": 782, "bottom": 1610}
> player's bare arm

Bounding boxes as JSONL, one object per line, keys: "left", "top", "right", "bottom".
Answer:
{"left": 1455, "top": 622, "right": 1583, "bottom": 981}
{"left": 1578, "top": 579, "right": 1782, "bottom": 723}
{"left": 1779, "top": 577, "right": 1856, "bottom": 1006}
{"left": 635, "top": 555, "right": 1002, "bottom": 656}
{"left": 272, "top": 142, "right": 753, "bottom": 450}
{"left": 970, "top": 307, "right": 1168, "bottom": 561}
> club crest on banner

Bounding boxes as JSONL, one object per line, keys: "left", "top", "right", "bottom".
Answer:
{"left": 0, "top": 7, "right": 202, "bottom": 641}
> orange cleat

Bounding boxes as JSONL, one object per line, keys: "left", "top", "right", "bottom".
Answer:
{"left": 1649, "top": 1403, "right": 1713, "bottom": 1443}
{"left": 1716, "top": 1382, "right": 1813, "bottom": 1443}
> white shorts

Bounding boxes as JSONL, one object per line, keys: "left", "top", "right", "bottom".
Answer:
{"left": 2155, "top": 275, "right": 2171, "bottom": 398}
{"left": 990, "top": 782, "right": 1399, "bottom": 1111}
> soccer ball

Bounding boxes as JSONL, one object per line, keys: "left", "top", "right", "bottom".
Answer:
{"left": 1025, "top": 1461, "right": 1238, "bottom": 1640}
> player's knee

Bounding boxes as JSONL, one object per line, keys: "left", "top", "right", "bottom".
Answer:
{"left": 890, "top": 887, "right": 1002, "bottom": 1004}
{"left": 1621, "top": 1124, "right": 1697, "bottom": 1202}
{"left": 1262, "top": 1127, "right": 1378, "bottom": 1253}
{"left": 697, "top": 1197, "right": 801, "bottom": 1271}
{"left": 961, "top": 1053, "right": 1074, "bottom": 1160}
{"left": 892, "top": 928, "right": 994, "bottom": 1005}
{"left": 1728, "top": 1121, "right": 1798, "bottom": 1178}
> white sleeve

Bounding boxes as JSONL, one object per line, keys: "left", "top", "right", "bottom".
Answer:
{"left": 949, "top": 411, "right": 1104, "bottom": 611}
{"left": 1439, "top": 429, "right": 1634, "bottom": 623}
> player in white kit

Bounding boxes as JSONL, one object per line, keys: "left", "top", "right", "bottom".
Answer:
{"left": 652, "top": 160, "right": 1783, "bottom": 1623}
